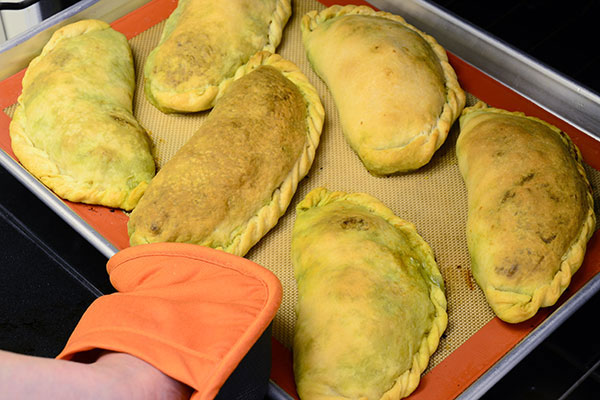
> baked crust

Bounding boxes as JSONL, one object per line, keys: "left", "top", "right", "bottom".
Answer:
{"left": 301, "top": 5, "right": 465, "bottom": 175}
{"left": 128, "top": 52, "right": 324, "bottom": 256}
{"left": 292, "top": 187, "right": 447, "bottom": 400}
{"left": 144, "top": 0, "right": 292, "bottom": 113}
{"left": 457, "top": 102, "right": 596, "bottom": 323}
{"left": 9, "top": 19, "right": 155, "bottom": 211}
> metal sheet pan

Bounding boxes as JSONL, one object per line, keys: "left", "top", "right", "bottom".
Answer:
{"left": 1, "top": 1, "right": 598, "bottom": 399}
{"left": 364, "top": 1, "right": 600, "bottom": 397}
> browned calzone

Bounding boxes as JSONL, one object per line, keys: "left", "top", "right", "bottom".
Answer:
{"left": 301, "top": 5, "right": 465, "bottom": 175}
{"left": 143, "top": 0, "right": 292, "bottom": 113}
{"left": 128, "top": 52, "right": 324, "bottom": 255}
{"left": 457, "top": 102, "right": 596, "bottom": 323}
{"left": 292, "top": 187, "right": 447, "bottom": 400}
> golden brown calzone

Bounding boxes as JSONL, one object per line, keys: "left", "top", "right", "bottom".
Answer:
{"left": 301, "top": 5, "right": 465, "bottom": 175}
{"left": 292, "top": 187, "right": 447, "bottom": 400}
{"left": 144, "top": 0, "right": 292, "bottom": 113}
{"left": 128, "top": 52, "right": 324, "bottom": 256}
{"left": 10, "top": 19, "right": 155, "bottom": 211}
{"left": 457, "top": 102, "right": 596, "bottom": 323}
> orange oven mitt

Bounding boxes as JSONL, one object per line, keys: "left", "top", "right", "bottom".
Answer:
{"left": 56, "top": 242, "right": 283, "bottom": 400}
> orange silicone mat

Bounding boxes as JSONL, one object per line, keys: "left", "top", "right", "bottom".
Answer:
{"left": 1, "top": 0, "right": 599, "bottom": 399}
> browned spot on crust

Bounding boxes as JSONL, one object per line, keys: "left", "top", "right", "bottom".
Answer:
{"left": 150, "top": 223, "right": 161, "bottom": 234}
{"left": 517, "top": 172, "right": 535, "bottom": 185}
{"left": 110, "top": 114, "right": 135, "bottom": 128}
{"left": 340, "top": 217, "right": 369, "bottom": 231}
{"left": 539, "top": 233, "right": 557, "bottom": 244}
{"left": 495, "top": 263, "right": 519, "bottom": 278}
{"left": 501, "top": 190, "right": 516, "bottom": 203}
{"left": 535, "top": 254, "right": 546, "bottom": 268}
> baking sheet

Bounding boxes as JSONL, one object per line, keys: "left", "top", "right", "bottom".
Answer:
{"left": 1, "top": 0, "right": 599, "bottom": 398}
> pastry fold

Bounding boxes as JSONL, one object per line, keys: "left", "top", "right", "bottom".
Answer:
{"left": 457, "top": 103, "right": 596, "bottom": 323}
{"left": 9, "top": 19, "right": 155, "bottom": 211}
{"left": 291, "top": 187, "right": 447, "bottom": 400}
{"left": 301, "top": 5, "right": 465, "bottom": 175}
{"left": 144, "top": 0, "right": 292, "bottom": 113}
{"left": 128, "top": 52, "right": 324, "bottom": 256}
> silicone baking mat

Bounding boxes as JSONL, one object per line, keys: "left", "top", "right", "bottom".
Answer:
{"left": 1, "top": 0, "right": 599, "bottom": 398}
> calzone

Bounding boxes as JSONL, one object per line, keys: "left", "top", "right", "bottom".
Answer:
{"left": 144, "top": 0, "right": 292, "bottom": 113}
{"left": 10, "top": 19, "right": 155, "bottom": 211}
{"left": 301, "top": 5, "right": 465, "bottom": 175}
{"left": 292, "top": 187, "right": 447, "bottom": 400}
{"left": 128, "top": 52, "right": 324, "bottom": 256}
{"left": 457, "top": 103, "right": 596, "bottom": 323}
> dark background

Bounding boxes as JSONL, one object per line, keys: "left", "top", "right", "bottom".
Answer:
{"left": 0, "top": 1, "right": 598, "bottom": 399}
{"left": 431, "top": 0, "right": 600, "bottom": 96}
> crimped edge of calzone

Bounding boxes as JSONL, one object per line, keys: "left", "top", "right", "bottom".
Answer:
{"left": 215, "top": 51, "right": 325, "bottom": 256}
{"left": 459, "top": 102, "right": 596, "bottom": 323}
{"left": 144, "top": 0, "right": 292, "bottom": 113}
{"left": 295, "top": 187, "right": 448, "bottom": 399}
{"left": 9, "top": 19, "right": 150, "bottom": 211}
{"left": 300, "top": 5, "right": 466, "bottom": 175}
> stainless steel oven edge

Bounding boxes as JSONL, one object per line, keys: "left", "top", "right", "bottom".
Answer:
{"left": 0, "top": 150, "right": 119, "bottom": 258}
{"left": 457, "top": 274, "right": 600, "bottom": 399}
{"left": 0, "top": 0, "right": 153, "bottom": 80}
